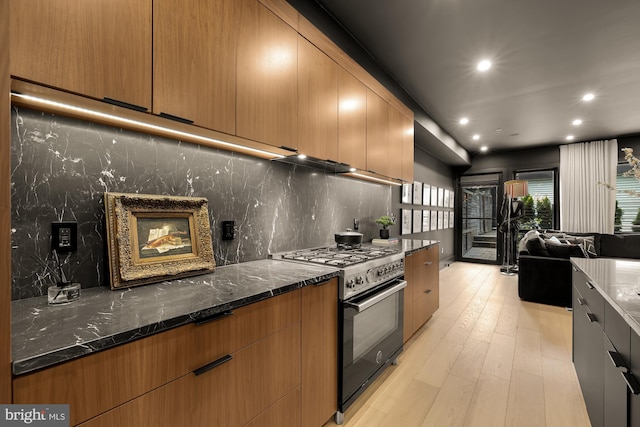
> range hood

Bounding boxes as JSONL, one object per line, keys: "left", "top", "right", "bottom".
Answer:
{"left": 272, "top": 154, "right": 354, "bottom": 174}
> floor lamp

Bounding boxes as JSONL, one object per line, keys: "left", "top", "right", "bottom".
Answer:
{"left": 501, "top": 179, "right": 528, "bottom": 275}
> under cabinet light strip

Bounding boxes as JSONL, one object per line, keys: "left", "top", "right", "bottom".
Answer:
{"left": 349, "top": 172, "right": 402, "bottom": 186}
{"left": 10, "top": 93, "right": 286, "bottom": 160}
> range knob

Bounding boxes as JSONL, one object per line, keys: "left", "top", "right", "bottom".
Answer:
{"left": 347, "top": 279, "right": 356, "bottom": 289}
{"left": 355, "top": 276, "right": 364, "bottom": 285}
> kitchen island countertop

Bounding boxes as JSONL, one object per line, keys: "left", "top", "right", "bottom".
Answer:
{"left": 571, "top": 257, "right": 640, "bottom": 336}
{"left": 11, "top": 259, "right": 339, "bottom": 376}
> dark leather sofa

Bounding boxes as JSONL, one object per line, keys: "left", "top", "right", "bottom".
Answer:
{"left": 518, "top": 232, "right": 640, "bottom": 307}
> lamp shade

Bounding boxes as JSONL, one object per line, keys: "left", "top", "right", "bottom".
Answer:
{"left": 504, "top": 179, "right": 528, "bottom": 198}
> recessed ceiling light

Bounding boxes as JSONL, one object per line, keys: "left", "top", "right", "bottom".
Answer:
{"left": 480, "top": 146, "right": 488, "bottom": 152}
{"left": 349, "top": 167, "right": 357, "bottom": 172}
{"left": 495, "top": 128, "right": 502, "bottom": 133}
{"left": 566, "top": 135, "right": 575, "bottom": 141}
{"left": 477, "top": 60, "right": 492, "bottom": 72}
{"left": 297, "top": 154, "right": 307, "bottom": 159}
{"left": 472, "top": 134, "right": 480, "bottom": 141}
{"left": 459, "top": 117, "right": 469, "bottom": 125}
{"left": 582, "top": 93, "right": 595, "bottom": 102}
{"left": 572, "top": 119, "right": 583, "bottom": 126}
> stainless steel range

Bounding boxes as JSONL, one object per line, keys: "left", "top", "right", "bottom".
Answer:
{"left": 272, "top": 244, "right": 406, "bottom": 424}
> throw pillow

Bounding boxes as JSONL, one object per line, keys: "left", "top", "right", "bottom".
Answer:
{"left": 518, "top": 230, "right": 540, "bottom": 253}
{"left": 563, "top": 235, "right": 598, "bottom": 257}
{"left": 525, "top": 236, "right": 550, "bottom": 257}
{"left": 546, "top": 241, "right": 587, "bottom": 259}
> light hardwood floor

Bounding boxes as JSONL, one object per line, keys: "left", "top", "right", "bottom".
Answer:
{"left": 326, "top": 262, "right": 591, "bottom": 427}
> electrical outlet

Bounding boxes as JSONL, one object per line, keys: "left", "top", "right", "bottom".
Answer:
{"left": 222, "top": 221, "right": 235, "bottom": 240}
{"left": 441, "top": 246, "right": 444, "bottom": 254}
{"left": 52, "top": 222, "right": 78, "bottom": 253}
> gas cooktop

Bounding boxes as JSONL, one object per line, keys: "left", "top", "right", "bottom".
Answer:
{"left": 276, "top": 245, "right": 401, "bottom": 268}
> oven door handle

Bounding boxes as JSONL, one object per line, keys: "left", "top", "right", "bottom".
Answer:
{"left": 345, "top": 280, "right": 407, "bottom": 312}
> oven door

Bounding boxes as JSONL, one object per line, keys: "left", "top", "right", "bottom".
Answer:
{"left": 340, "top": 278, "right": 406, "bottom": 410}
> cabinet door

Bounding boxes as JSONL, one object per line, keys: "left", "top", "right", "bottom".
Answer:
{"left": 337, "top": 68, "right": 367, "bottom": 171}
{"left": 387, "top": 105, "right": 405, "bottom": 181}
{"left": 298, "top": 36, "right": 338, "bottom": 161}
{"left": 573, "top": 285, "right": 604, "bottom": 427}
{"left": 301, "top": 279, "right": 338, "bottom": 427}
{"left": 366, "top": 90, "right": 389, "bottom": 176}
{"left": 603, "top": 335, "right": 628, "bottom": 427}
{"left": 153, "top": 0, "right": 237, "bottom": 133}
{"left": 411, "top": 246, "right": 439, "bottom": 332}
{"left": 403, "top": 254, "right": 415, "bottom": 343}
{"left": 630, "top": 331, "right": 640, "bottom": 427}
{"left": 10, "top": 0, "right": 152, "bottom": 109}
{"left": 401, "top": 114, "right": 414, "bottom": 182}
{"left": 237, "top": 0, "right": 298, "bottom": 149}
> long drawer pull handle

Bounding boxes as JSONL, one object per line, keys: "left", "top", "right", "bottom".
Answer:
{"left": 586, "top": 281, "right": 595, "bottom": 289}
{"left": 608, "top": 350, "right": 628, "bottom": 369}
{"left": 622, "top": 371, "right": 640, "bottom": 395}
{"left": 585, "top": 312, "right": 597, "bottom": 323}
{"left": 576, "top": 297, "right": 585, "bottom": 306}
{"left": 194, "top": 310, "right": 233, "bottom": 326}
{"left": 424, "top": 261, "right": 433, "bottom": 266}
{"left": 193, "top": 354, "right": 233, "bottom": 376}
{"left": 425, "top": 289, "right": 432, "bottom": 294}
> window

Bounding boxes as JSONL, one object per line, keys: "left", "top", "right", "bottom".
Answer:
{"left": 514, "top": 169, "right": 557, "bottom": 230}
{"left": 615, "top": 163, "right": 640, "bottom": 233}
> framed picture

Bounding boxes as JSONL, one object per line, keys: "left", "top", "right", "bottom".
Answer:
{"left": 438, "top": 211, "right": 444, "bottom": 229}
{"left": 413, "top": 209, "right": 422, "bottom": 233}
{"left": 438, "top": 187, "right": 445, "bottom": 207}
{"left": 401, "top": 209, "right": 412, "bottom": 235}
{"left": 401, "top": 183, "right": 412, "bottom": 204}
{"left": 431, "top": 186, "right": 438, "bottom": 208}
{"left": 413, "top": 181, "right": 422, "bottom": 205}
{"left": 449, "top": 190, "right": 455, "bottom": 208}
{"left": 443, "top": 211, "right": 449, "bottom": 229}
{"left": 104, "top": 192, "right": 216, "bottom": 289}
{"left": 444, "top": 189, "right": 450, "bottom": 208}
{"left": 449, "top": 211, "right": 454, "bottom": 228}
{"left": 430, "top": 210, "right": 437, "bottom": 231}
{"left": 422, "top": 210, "right": 429, "bottom": 232}
{"left": 423, "top": 184, "right": 431, "bottom": 206}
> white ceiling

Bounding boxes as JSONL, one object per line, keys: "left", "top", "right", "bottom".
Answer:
{"left": 314, "top": 0, "right": 640, "bottom": 156}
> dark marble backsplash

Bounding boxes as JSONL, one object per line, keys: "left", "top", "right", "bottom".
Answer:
{"left": 11, "top": 107, "right": 391, "bottom": 300}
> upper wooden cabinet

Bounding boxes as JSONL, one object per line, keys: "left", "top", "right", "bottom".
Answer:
{"left": 297, "top": 36, "right": 338, "bottom": 160}
{"left": 153, "top": 0, "right": 238, "bottom": 134}
{"left": 236, "top": 0, "right": 298, "bottom": 149}
{"left": 387, "top": 105, "right": 406, "bottom": 180}
{"left": 401, "top": 115, "right": 415, "bottom": 182}
{"left": 10, "top": 0, "right": 152, "bottom": 110}
{"left": 366, "top": 89, "right": 389, "bottom": 176}
{"left": 337, "top": 68, "right": 367, "bottom": 171}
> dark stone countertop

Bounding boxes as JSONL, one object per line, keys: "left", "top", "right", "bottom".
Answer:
{"left": 11, "top": 259, "right": 339, "bottom": 376}
{"left": 571, "top": 257, "right": 640, "bottom": 336}
{"left": 399, "top": 239, "right": 440, "bottom": 255}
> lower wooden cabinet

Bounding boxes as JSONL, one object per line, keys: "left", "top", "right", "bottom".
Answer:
{"left": 403, "top": 245, "right": 439, "bottom": 343}
{"left": 14, "top": 281, "right": 339, "bottom": 427}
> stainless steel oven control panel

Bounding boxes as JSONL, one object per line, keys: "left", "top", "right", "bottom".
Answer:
{"left": 342, "top": 253, "right": 404, "bottom": 300}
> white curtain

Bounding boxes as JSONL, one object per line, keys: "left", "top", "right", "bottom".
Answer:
{"left": 559, "top": 139, "right": 617, "bottom": 233}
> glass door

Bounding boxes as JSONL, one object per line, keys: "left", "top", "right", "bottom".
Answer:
{"left": 459, "top": 174, "right": 500, "bottom": 263}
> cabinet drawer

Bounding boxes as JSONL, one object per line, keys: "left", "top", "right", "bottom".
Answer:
{"left": 188, "top": 288, "right": 301, "bottom": 371}
{"left": 573, "top": 268, "right": 604, "bottom": 324}
{"left": 79, "top": 324, "right": 301, "bottom": 427}
{"left": 605, "top": 303, "right": 630, "bottom": 363}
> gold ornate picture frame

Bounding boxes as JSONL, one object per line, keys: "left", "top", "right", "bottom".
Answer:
{"left": 104, "top": 192, "right": 216, "bottom": 289}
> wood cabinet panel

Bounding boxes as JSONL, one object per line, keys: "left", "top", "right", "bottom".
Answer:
{"left": 366, "top": 89, "right": 389, "bottom": 176}
{"left": 301, "top": 279, "right": 338, "bottom": 427}
{"left": 403, "top": 254, "right": 414, "bottom": 343}
{"left": 387, "top": 105, "right": 406, "bottom": 180}
{"left": 298, "top": 36, "right": 338, "bottom": 161}
{"left": 410, "top": 246, "right": 439, "bottom": 334}
{"left": 338, "top": 68, "right": 367, "bottom": 171}
{"left": 153, "top": 0, "right": 238, "bottom": 134}
{"left": 237, "top": 0, "right": 298, "bottom": 149}
{"left": 10, "top": 0, "right": 152, "bottom": 109}
{"left": 13, "top": 290, "right": 300, "bottom": 425}
{"left": 245, "top": 387, "right": 301, "bottom": 427}
{"left": 0, "top": 0, "right": 10, "bottom": 405}
{"left": 401, "top": 115, "right": 414, "bottom": 182}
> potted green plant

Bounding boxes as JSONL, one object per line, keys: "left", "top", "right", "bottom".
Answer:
{"left": 632, "top": 207, "right": 640, "bottom": 232}
{"left": 375, "top": 215, "right": 395, "bottom": 239}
